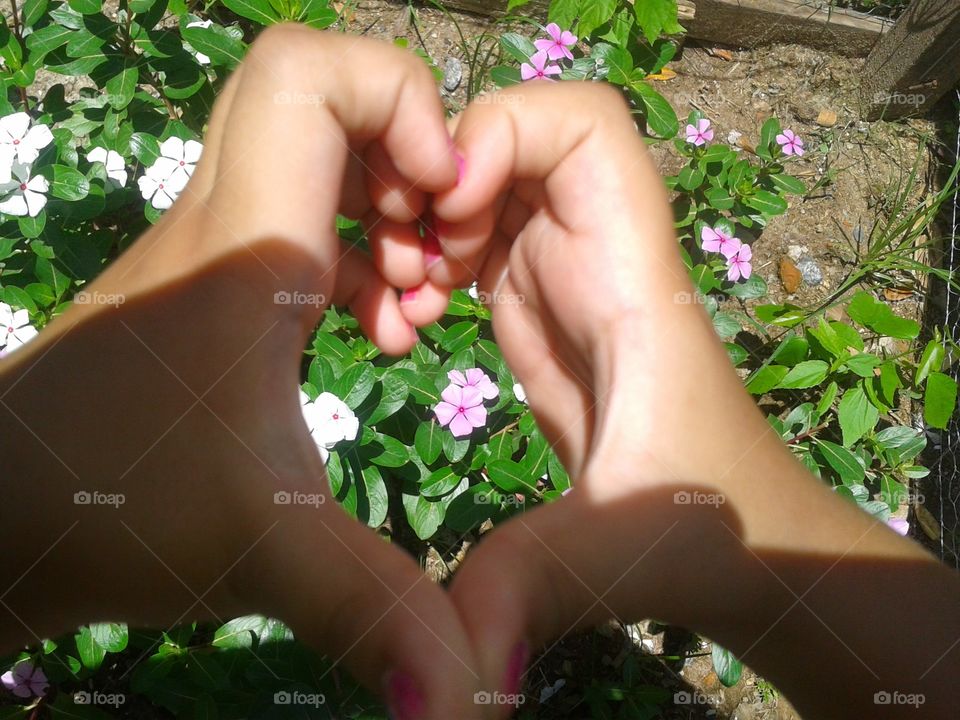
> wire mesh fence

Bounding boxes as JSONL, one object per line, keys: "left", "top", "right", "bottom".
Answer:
{"left": 931, "top": 90, "right": 960, "bottom": 568}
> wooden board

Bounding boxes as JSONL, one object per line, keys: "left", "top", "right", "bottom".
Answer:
{"left": 431, "top": 0, "right": 889, "bottom": 58}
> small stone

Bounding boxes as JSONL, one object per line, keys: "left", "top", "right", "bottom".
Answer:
{"left": 787, "top": 244, "right": 805, "bottom": 261}
{"left": 816, "top": 109, "right": 838, "bottom": 127}
{"left": 442, "top": 57, "right": 462, "bottom": 92}
{"left": 797, "top": 256, "right": 823, "bottom": 286}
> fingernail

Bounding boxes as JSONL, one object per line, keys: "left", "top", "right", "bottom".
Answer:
{"left": 455, "top": 150, "right": 466, "bottom": 186}
{"left": 409, "top": 323, "right": 419, "bottom": 344}
{"left": 400, "top": 287, "right": 419, "bottom": 304}
{"left": 423, "top": 217, "right": 443, "bottom": 269}
{"left": 384, "top": 670, "right": 425, "bottom": 720}
{"left": 504, "top": 641, "right": 529, "bottom": 697}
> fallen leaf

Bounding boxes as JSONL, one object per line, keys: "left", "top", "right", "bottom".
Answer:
{"left": 915, "top": 503, "right": 941, "bottom": 541}
{"left": 780, "top": 258, "right": 802, "bottom": 293}
{"left": 816, "top": 109, "right": 838, "bottom": 127}
{"left": 884, "top": 287, "right": 913, "bottom": 302}
{"left": 706, "top": 47, "right": 734, "bottom": 61}
{"left": 647, "top": 67, "right": 677, "bottom": 81}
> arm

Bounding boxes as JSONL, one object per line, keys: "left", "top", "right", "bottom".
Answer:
{"left": 415, "top": 81, "right": 960, "bottom": 718}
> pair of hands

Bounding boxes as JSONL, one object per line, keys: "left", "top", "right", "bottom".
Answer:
{"left": 3, "top": 26, "right": 950, "bottom": 720}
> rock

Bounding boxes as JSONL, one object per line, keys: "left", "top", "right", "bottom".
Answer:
{"left": 792, "top": 102, "right": 818, "bottom": 123}
{"left": 816, "top": 109, "right": 838, "bottom": 127}
{"left": 442, "top": 57, "right": 462, "bottom": 92}
{"left": 786, "top": 244, "right": 805, "bottom": 261}
{"left": 797, "top": 256, "right": 823, "bottom": 286}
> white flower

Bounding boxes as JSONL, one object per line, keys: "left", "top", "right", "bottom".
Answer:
{"left": 186, "top": 19, "right": 213, "bottom": 65}
{"left": 307, "top": 392, "right": 360, "bottom": 448}
{"left": 467, "top": 282, "right": 479, "bottom": 299}
{"left": 512, "top": 382, "right": 527, "bottom": 404}
{"left": 149, "top": 136, "right": 203, "bottom": 186}
{"left": 0, "top": 303, "right": 38, "bottom": 353}
{"left": 0, "top": 163, "right": 49, "bottom": 217}
{"left": 87, "top": 147, "right": 128, "bottom": 187}
{"left": 0, "top": 112, "right": 54, "bottom": 168}
{"left": 137, "top": 170, "right": 187, "bottom": 210}
{"left": 300, "top": 390, "right": 330, "bottom": 464}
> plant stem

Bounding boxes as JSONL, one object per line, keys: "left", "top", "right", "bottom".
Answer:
{"left": 8, "top": 0, "right": 31, "bottom": 111}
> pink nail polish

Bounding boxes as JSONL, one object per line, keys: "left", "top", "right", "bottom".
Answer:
{"left": 504, "top": 641, "right": 529, "bottom": 697}
{"left": 455, "top": 151, "right": 466, "bottom": 186}
{"left": 423, "top": 217, "right": 443, "bottom": 269}
{"left": 400, "top": 287, "right": 419, "bottom": 304}
{"left": 384, "top": 671, "right": 425, "bottom": 720}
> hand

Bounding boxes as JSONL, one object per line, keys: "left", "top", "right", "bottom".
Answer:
{"left": 0, "top": 26, "right": 483, "bottom": 720}
{"left": 413, "top": 83, "right": 959, "bottom": 719}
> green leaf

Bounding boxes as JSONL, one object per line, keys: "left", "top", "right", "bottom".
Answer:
{"left": 632, "top": 81, "right": 678, "bottom": 138}
{"left": 22, "top": 0, "right": 49, "bottom": 26}
{"left": 440, "top": 321, "right": 478, "bottom": 353}
{"left": 745, "top": 189, "right": 788, "bottom": 217}
{"left": 367, "top": 370, "right": 408, "bottom": 424}
{"left": 68, "top": 0, "right": 100, "bottom": 12}
{"left": 711, "top": 643, "right": 743, "bottom": 687}
{"left": 758, "top": 116, "right": 781, "bottom": 160}
{"left": 768, "top": 173, "right": 806, "bottom": 195}
{"left": 711, "top": 311, "right": 740, "bottom": 340}
{"left": 548, "top": 0, "right": 580, "bottom": 29}
{"left": 19, "top": 212, "right": 46, "bottom": 239}
{"left": 129, "top": 132, "right": 161, "bottom": 166}
{"left": 25, "top": 25, "right": 72, "bottom": 59}
{"left": 499, "top": 33, "right": 537, "bottom": 65}
{"left": 595, "top": 44, "right": 632, "bottom": 85}
{"left": 415, "top": 421, "right": 444, "bottom": 465}
{"left": 403, "top": 493, "right": 445, "bottom": 540}
{"left": 490, "top": 65, "right": 521, "bottom": 88}
{"left": 332, "top": 363, "right": 376, "bottom": 410}
{"left": 89, "top": 622, "right": 128, "bottom": 652}
{"left": 874, "top": 426, "right": 925, "bottom": 465}
{"left": 816, "top": 439, "right": 865, "bottom": 486}
{"left": 36, "top": 257, "right": 70, "bottom": 299}
{"left": 816, "top": 381, "right": 839, "bottom": 417}
{"left": 776, "top": 360, "right": 828, "bottom": 390}
{"left": 368, "top": 434, "right": 408, "bottom": 468}
{"left": 837, "top": 386, "right": 879, "bottom": 447}
{"left": 846, "top": 291, "right": 919, "bottom": 340}
{"left": 222, "top": 0, "right": 280, "bottom": 25}
{"left": 746, "top": 365, "right": 788, "bottom": 395}
{"left": 75, "top": 626, "right": 107, "bottom": 670}
{"left": 445, "top": 482, "right": 495, "bottom": 532}
{"left": 634, "top": 0, "right": 683, "bottom": 43}
{"left": 182, "top": 23, "right": 246, "bottom": 68}
{"left": 577, "top": 0, "right": 616, "bottom": 37}
{"left": 420, "top": 467, "right": 461, "bottom": 498}
{"left": 704, "top": 185, "right": 734, "bottom": 210}
{"left": 105, "top": 65, "right": 138, "bottom": 110}
{"left": 361, "top": 464, "right": 388, "bottom": 528}
{"left": 488, "top": 459, "right": 536, "bottom": 493}
{"left": 725, "top": 342, "right": 748, "bottom": 366}
{"left": 50, "top": 165, "right": 90, "bottom": 201}
{"left": 924, "top": 372, "right": 958, "bottom": 430}
{"left": 915, "top": 339, "right": 944, "bottom": 385}
{"left": 677, "top": 164, "right": 704, "bottom": 191}
{"left": 770, "top": 336, "right": 809, "bottom": 366}
{"left": 726, "top": 274, "right": 768, "bottom": 300}
{"left": 212, "top": 616, "right": 291, "bottom": 649}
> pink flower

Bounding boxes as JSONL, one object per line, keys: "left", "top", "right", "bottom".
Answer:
{"left": 701, "top": 225, "right": 741, "bottom": 258}
{"left": 887, "top": 518, "right": 909, "bottom": 536}
{"left": 521, "top": 50, "right": 562, "bottom": 82}
{"left": 448, "top": 368, "right": 499, "bottom": 400}
{"left": 534, "top": 23, "right": 576, "bottom": 61}
{"left": 684, "top": 119, "right": 714, "bottom": 146}
{"left": 726, "top": 243, "right": 753, "bottom": 282}
{"left": 434, "top": 384, "right": 488, "bottom": 437}
{"left": 1, "top": 660, "right": 48, "bottom": 699}
{"left": 776, "top": 129, "right": 805, "bottom": 156}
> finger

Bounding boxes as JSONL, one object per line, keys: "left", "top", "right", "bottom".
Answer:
{"left": 422, "top": 205, "right": 498, "bottom": 288}
{"left": 339, "top": 151, "right": 372, "bottom": 219}
{"left": 253, "top": 500, "right": 484, "bottom": 720}
{"left": 205, "top": 25, "right": 458, "bottom": 274}
{"left": 368, "top": 215, "right": 429, "bottom": 290}
{"left": 397, "top": 280, "right": 451, "bottom": 327}
{"left": 364, "top": 141, "right": 427, "bottom": 223}
{"left": 451, "top": 491, "right": 742, "bottom": 719}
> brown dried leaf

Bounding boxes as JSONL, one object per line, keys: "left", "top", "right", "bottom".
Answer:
{"left": 915, "top": 504, "right": 941, "bottom": 541}
{"left": 780, "top": 258, "right": 802, "bottom": 294}
{"left": 816, "top": 109, "right": 838, "bottom": 127}
{"left": 647, "top": 67, "right": 677, "bottom": 81}
{"left": 883, "top": 287, "right": 913, "bottom": 302}
{"left": 707, "top": 48, "right": 734, "bottom": 61}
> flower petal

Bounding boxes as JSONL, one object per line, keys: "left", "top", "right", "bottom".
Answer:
{"left": 448, "top": 412, "right": 474, "bottom": 437}
{"left": 23, "top": 189, "right": 46, "bottom": 217}
{"left": 87, "top": 147, "right": 107, "bottom": 164}
{"left": 462, "top": 403, "right": 487, "bottom": 428}
{"left": 459, "top": 385, "right": 483, "bottom": 408}
{"left": 159, "top": 136, "right": 185, "bottom": 161}
{"left": 23, "top": 124, "right": 53, "bottom": 153}
{"left": 441, "top": 384, "right": 463, "bottom": 406}
{"left": 0, "top": 113, "right": 30, "bottom": 142}
{"left": 0, "top": 192, "right": 28, "bottom": 216}
{"left": 447, "top": 369, "right": 467, "bottom": 386}
{"left": 544, "top": 22, "right": 561, "bottom": 40}
{"left": 434, "top": 401, "right": 458, "bottom": 426}
{"left": 183, "top": 140, "right": 204, "bottom": 164}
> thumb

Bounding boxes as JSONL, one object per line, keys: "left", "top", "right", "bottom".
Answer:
{"left": 242, "top": 498, "right": 484, "bottom": 720}
{"left": 450, "top": 487, "right": 744, "bottom": 717}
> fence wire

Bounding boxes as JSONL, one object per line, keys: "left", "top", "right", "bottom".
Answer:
{"left": 932, "top": 90, "right": 960, "bottom": 569}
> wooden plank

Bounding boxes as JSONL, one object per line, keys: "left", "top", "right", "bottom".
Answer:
{"left": 861, "top": 0, "right": 960, "bottom": 120}
{"left": 430, "top": 0, "right": 888, "bottom": 57}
